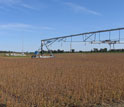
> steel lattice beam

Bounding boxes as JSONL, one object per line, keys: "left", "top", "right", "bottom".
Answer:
{"left": 41, "top": 27, "right": 124, "bottom": 42}
{"left": 41, "top": 27, "right": 124, "bottom": 56}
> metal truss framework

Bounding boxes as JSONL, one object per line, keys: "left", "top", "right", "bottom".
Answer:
{"left": 41, "top": 27, "right": 124, "bottom": 56}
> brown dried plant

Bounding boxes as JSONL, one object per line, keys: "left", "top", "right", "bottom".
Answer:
{"left": 0, "top": 53, "right": 124, "bottom": 107}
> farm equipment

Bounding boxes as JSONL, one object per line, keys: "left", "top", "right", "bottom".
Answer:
{"left": 32, "top": 48, "right": 54, "bottom": 58}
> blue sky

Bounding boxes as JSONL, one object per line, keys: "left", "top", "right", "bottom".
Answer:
{"left": 0, "top": 0, "right": 124, "bottom": 52}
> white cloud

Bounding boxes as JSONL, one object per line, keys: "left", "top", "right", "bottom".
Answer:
{"left": 64, "top": 2, "right": 101, "bottom": 16}
{"left": 21, "top": 4, "right": 36, "bottom": 10}
{"left": 0, "top": 23, "right": 54, "bottom": 32}
{"left": 0, "top": 0, "right": 37, "bottom": 10}
{"left": 0, "top": 0, "right": 20, "bottom": 5}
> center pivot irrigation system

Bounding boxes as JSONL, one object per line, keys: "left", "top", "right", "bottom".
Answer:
{"left": 39, "top": 27, "right": 124, "bottom": 58}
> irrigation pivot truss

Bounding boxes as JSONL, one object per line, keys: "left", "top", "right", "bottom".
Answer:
{"left": 41, "top": 27, "right": 124, "bottom": 56}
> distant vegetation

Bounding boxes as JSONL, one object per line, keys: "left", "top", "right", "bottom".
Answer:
{"left": 42, "top": 48, "right": 124, "bottom": 54}
{"left": 0, "top": 51, "right": 34, "bottom": 56}
{"left": 0, "top": 48, "right": 124, "bottom": 57}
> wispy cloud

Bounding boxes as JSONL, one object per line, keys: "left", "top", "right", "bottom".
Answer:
{"left": 0, "top": 0, "right": 21, "bottom": 6}
{"left": 0, "top": 0, "right": 37, "bottom": 10}
{"left": 64, "top": 2, "right": 101, "bottom": 16}
{"left": 20, "top": 4, "right": 37, "bottom": 10}
{"left": 0, "top": 23, "right": 54, "bottom": 32}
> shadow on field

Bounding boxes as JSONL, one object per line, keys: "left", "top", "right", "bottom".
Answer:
{"left": 0, "top": 104, "right": 6, "bottom": 107}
